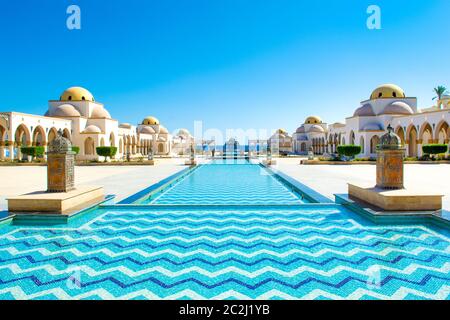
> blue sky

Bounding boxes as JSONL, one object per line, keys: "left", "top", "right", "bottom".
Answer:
{"left": 0, "top": 0, "right": 449, "bottom": 141}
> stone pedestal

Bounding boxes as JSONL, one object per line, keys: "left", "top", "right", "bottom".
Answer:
{"left": 348, "top": 125, "right": 443, "bottom": 212}
{"left": 7, "top": 130, "right": 104, "bottom": 216}
{"left": 8, "top": 186, "right": 105, "bottom": 214}
{"left": 262, "top": 159, "right": 277, "bottom": 166}
{"left": 348, "top": 183, "right": 443, "bottom": 211}
{"left": 376, "top": 149, "right": 404, "bottom": 189}
{"left": 47, "top": 153, "right": 75, "bottom": 192}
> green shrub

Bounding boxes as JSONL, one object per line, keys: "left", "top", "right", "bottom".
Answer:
{"left": 337, "top": 145, "right": 362, "bottom": 159}
{"left": 422, "top": 144, "right": 448, "bottom": 160}
{"left": 72, "top": 146, "right": 80, "bottom": 155}
{"left": 96, "top": 146, "right": 117, "bottom": 162}
{"left": 352, "top": 157, "right": 375, "bottom": 162}
{"left": 20, "top": 146, "right": 45, "bottom": 160}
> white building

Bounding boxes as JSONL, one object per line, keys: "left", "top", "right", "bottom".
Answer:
{"left": 0, "top": 87, "right": 173, "bottom": 161}
{"left": 292, "top": 84, "right": 450, "bottom": 158}
{"left": 268, "top": 129, "right": 293, "bottom": 155}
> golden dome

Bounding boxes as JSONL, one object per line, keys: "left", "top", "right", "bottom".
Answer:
{"left": 60, "top": 87, "right": 95, "bottom": 102}
{"left": 305, "top": 116, "right": 322, "bottom": 124}
{"left": 142, "top": 116, "right": 160, "bottom": 125}
{"left": 370, "top": 84, "right": 405, "bottom": 100}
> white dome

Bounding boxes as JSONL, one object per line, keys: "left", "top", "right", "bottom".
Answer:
{"left": 296, "top": 126, "right": 305, "bottom": 134}
{"left": 159, "top": 126, "right": 169, "bottom": 134}
{"left": 362, "top": 122, "right": 383, "bottom": 131}
{"left": 354, "top": 103, "right": 375, "bottom": 117}
{"left": 307, "top": 125, "right": 325, "bottom": 133}
{"left": 178, "top": 128, "right": 191, "bottom": 136}
{"left": 90, "top": 105, "right": 111, "bottom": 119}
{"left": 119, "top": 123, "right": 132, "bottom": 128}
{"left": 139, "top": 126, "right": 156, "bottom": 134}
{"left": 48, "top": 104, "right": 81, "bottom": 117}
{"left": 382, "top": 101, "right": 414, "bottom": 115}
{"left": 158, "top": 136, "right": 167, "bottom": 142}
{"left": 82, "top": 125, "right": 102, "bottom": 134}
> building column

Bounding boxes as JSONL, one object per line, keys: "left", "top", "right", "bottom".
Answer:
{"left": 417, "top": 139, "right": 423, "bottom": 157}
{"left": 8, "top": 144, "right": 14, "bottom": 160}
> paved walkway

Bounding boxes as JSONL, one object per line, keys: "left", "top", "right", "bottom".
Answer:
{"left": 0, "top": 158, "right": 187, "bottom": 213}
{"left": 1, "top": 157, "right": 449, "bottom": 214}
{"left": 274, "top": 158, "right": 450, "bottom": 212}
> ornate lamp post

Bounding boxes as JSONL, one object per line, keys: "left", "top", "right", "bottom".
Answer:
{"left": 376, "top": 124, "right": 406, "bottom": 190}
{"left": 47, "top": 129, "right": 75, "bottom": 193}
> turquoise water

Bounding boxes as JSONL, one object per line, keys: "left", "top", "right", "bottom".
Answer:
{"left": 0, "top": 160, "right": 449, "bottom": 300}
{"left": 140, "top": 160, "right": 307, "bottom": 205}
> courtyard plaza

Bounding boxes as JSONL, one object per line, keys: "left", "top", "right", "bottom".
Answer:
{"left": 0, "top": 158, "right": 448, "bottom": 217}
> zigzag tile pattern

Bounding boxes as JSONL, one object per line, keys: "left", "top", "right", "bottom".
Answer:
{"left": 0, "top": 207, "right": 449, "bottom": 300}
{"left": 144, "top": 163, "right": 304, "bottom": 205}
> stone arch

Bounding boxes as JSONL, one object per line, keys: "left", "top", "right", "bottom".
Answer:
{"left": 126, "top": 135, "right": 131, "bottom": 154}
{"left": 119, "top": 138, "right": 123, "bottom": 154}
{"left": 370, "top": 135, "right": 380, "bottom": 154}
{"left": 395, "top": 126, "right": 406, "bottom": 146}
{"left": 0, "top": 124, "right": 5, "bottom": 144}
{"left": 407, "top": 125, "right": 418, "bottom": 157}
{"left": 14, "top": 124, "right": 31, "bottom": 147}
{"left": 158, "top": 143, "right": 164, "bottom": 153}
{"left": 32, "top": 126, "right": 46, "bottom": 147}
{"left": 62, "top": 128, "right": 71, "bottom": 141}
{"left": 300, "top": 142, "right": 306, "bottom": 152}
{"left": 47, "top": 127, "right": 58, "bottom": 144}
{"left": 349, "top": 130, "right": 355, "bottom": 145}
{"left": 360, "top": 136, "right": 365, "bottom": 153}
{"left": 132, "top": 136, "right": 137, "bottom": 154}
{"left": 435, "top": 120, "right": 449, "bottom": 144}
{"left": 84, "top": 137, "right": 95, "bottom": 155}
{"left": 419, "top": 122, "right": 433, "bottom": 144}
{"left": 109, "top": 132, "right": 115, "bottom": 147}
{"left": 100, "top": 137, "right": 105, "bottom": 147}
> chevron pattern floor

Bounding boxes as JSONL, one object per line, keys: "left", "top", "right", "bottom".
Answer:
{"left": 141, "top": 162, "right": 306, "bottom": 205}
{"left": 0, "top": 206, "right": 449, "bottom": 300}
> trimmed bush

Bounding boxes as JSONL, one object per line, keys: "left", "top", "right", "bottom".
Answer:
{"left": 337, "top": 145, "right": 362, "bottom": 159}
{"left": 422, "top": 144, "right": 448, "bottom": 159}
{"left": 72, "top": 146, "right": 80, "bottom": 155}
{"left": 96, "top": 146, "right": 118, "bottom": 162}
{"left": 20, "top": 146, "right": 45, "bottom": 160}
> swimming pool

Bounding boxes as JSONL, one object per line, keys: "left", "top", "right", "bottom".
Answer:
{"left": 136, "top": 160, "right": 308, "bottom": 205}
{"left": 0, "top": 160, "right": 449, "bottom": 300}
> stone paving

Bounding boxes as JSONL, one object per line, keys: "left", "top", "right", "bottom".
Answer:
{"left": 0, "top": 157, "right": 449, "bottom": 215}
{"left": 0, "top": 158, "right": 187, "bottom": 214}
{"left": 274, "top": 158, "right": 450, "bottom": 212}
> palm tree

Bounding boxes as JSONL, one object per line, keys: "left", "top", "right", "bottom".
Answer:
{"left": 432, "top": 85, "right": 449, "bottom": 108}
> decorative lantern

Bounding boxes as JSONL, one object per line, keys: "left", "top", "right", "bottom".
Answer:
{"left": 376, "top": 124, "right": 406, "bottom": 189}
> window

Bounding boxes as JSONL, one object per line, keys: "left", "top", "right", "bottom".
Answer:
{"left": 378, "top": 92, "right": 382, "bottom": 98}
{"left": 82, "top": 96, "right": 85, "bottom": 100}
{"left": 392, "top": 92, "right": 397, "bottom": 97}
{"left": 68, "top": 96, "right": 72, "bottom": 101}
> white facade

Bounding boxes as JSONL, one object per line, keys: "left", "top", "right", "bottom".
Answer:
{"left": 292, "top": 84, "right": 450, "bottom": 158}
{"left": 0, "top": 87, "right": 173, "bottom": 161}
